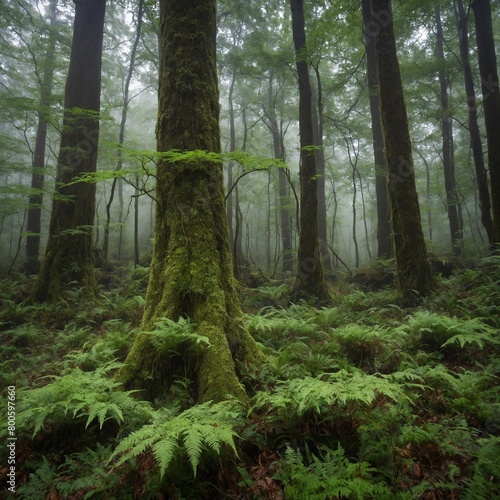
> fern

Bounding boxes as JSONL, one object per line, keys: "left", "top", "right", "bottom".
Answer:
{"left": 440, "top": 317, "right": 499, "bottom": 349}
{"left": 253, "top": 369, "right": 410, "bottom": 417}
{"left": 15, "top": 457, "right": 56, "bottom": 499}
{"left": 465, "top": 436, "right": 500, "bottom": 500}
{"left": 111, "top": 400, "right": 243, "bottom": 477}
{"left": 276, "top": 444, "right": 392, "bottom": 499}
{"left": 405, "top": 311, "right": 498, "bottom": 353}
{"left": 16, "top": 361, "right": 153, "bottom": 437}
{"left": 145, "top": 317, "right": 210, "bottom": 354}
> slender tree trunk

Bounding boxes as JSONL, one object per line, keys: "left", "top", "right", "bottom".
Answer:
{"left": 226, "top": 71, "right": 236, "bottom": 255}
{"left": 288, "top": 0, "right": 330, "bottom": 304}
{"left": 118, "top": 0, "right": 264, "bottom": 404}
{"left": 416, "top": 148, "right": 434, "bottom": 241}
{"left": 436, "top": 7, "right": 462, "bottom": 255}
{"left": 134, "top": 174, "right": 140, "bottom": 267}
{"left": 456, "top": 0, "right": 493, "bottom": 244}
{"left": 471, "top": 0, "right": 500, "bottom": 245}
{"left": 362, "top": 0, "right": 392, "bottom": 259}
{"left": 103, "top": 0, "right": 145, "bottom": 260}
{"left": 311, "top": 64, "right": 332, "bottom": 270}
{"left": 357, "top": 169, "right": 373, "bottom": 260}
{"left": 31, "top": 0, "right": 106, "bottom": 302}
{"left": 346, "top": 137, "right": 360, "bottom": 268}
{"left": 267, "top": 71, "right": 293, "bottom": 273}
{"left": 266, "top": 170, "right": 272, "bottom": 268}
{"left": 352, "top": 168, "right": 359, "bottom": 268}
{"left": 25, "top": 0, "right": 58, "bottom": 274}
{"left": 371, "top": 0, "right": 433, "bottom": 305}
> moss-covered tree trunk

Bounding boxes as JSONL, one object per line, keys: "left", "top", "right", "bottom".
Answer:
{"left": 31, "top": 0, "right": 106, "bottom": 302}
{"left": 371, "top": 0, "right": 433, "bottom": 305}
{"left": 472, "top": 0, "right": 500, "bottom": 245}
{"left": 117, "top": 0, "right": 264, "bottom": 404}
{"left": 288, "top": 0, "right": 330, "bottom": 304}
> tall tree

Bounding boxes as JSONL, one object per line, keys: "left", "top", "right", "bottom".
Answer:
{"left": 25, "top": 0, "right": 59, "bottom": 274}
{"left": 117, "top": 0, "right": 264, "bottom": 404}
{"left": 31, "top": 0, "right": 106, "bottom": 302}
{"left": 455, "top": 0, "right": 493, "bottom": 244}
{"left": 435, "top": 6, "right": 462, "bottom": 254}
{"left": 288, "top": 0, "right": 330, "bottom": 304}
{"left": 371, "top": 0, "right": 433, "bottom": 304}
{"left": 472, "top": 0, "right": 500, "bottom": 245}
{"left": 361, "top": 0, "right": 392, "bottom": 259}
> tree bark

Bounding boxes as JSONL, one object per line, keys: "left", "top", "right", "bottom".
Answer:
{"left": 371, "top": 0, "right": 433, "bottom": 305}
{"left": 31, "top": 0, "right": 106, "bottom": 302}
{"left": 361, "top": 0, "right": 392, "bottom": 259}
{"left": 471, "top": 0, "right": 500, "bottom": 245}
{"left": 456, "top": 0, "right": 493, "bottom": 244}
{"left": 118, "top": 0, "right": 264, "bottom": 404}
{"left": 288, "top": 0, "right": 330, "bottom": 304}
{"left": 25, "top": 0, "right": 58, "bottom": 274}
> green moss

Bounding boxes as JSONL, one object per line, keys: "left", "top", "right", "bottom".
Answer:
{"left": 118, "top": 2, "right": 264, "bottom": 404}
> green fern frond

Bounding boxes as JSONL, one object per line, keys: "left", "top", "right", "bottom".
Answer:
{"left": 254, "top": 369, "right": 410, "bottom": 417}
{"left": 152, "top": 438, "right": 179, "bottom": 478}
{"left": 111, "top": 400, "right": 242, "bottom": 477}
{"left": 276, "top": 444, "right": 392, "bottom": 499}
{"left": 465, "top": 436, "right": 500, "bottom": 499}
{"left": 16, "top": 361, "right": 153, "bottom": 437}
{"left": 145, "top": 317, "right": 210, "bottom": 354}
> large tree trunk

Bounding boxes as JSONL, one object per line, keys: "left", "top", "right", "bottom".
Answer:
{"left": 436, "top": 7, "right": 462, "bottom": 255}
{"left": 25, "top": 0, "right": 58, "bottom": 274}
{"left": 472, "top": 0, "right": 500, "bottom": 245}
{"left": 361, "top": 0, "right": 392, "bottom": 259}
{"left": 118, "top": 0, "right": 264, "bottom": 404}
{"left": 31, "top": 0, "right": 106, "bottom": 302}
{"left": 456, "top": 0, "right": 493, "bottom": 244}
{"left": 371, "top": 0, "right": 433, "bottom": 305}
{"left": 288, "top": 0, "right": 330, "bottom": 304}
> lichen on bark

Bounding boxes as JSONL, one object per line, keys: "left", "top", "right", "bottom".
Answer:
{"left": 117, "top": 0, "right": 264, "bottom": 404}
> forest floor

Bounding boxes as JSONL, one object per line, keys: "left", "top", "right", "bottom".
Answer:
{"left": 0, "top": 255, "right": 499, "bottom": 499}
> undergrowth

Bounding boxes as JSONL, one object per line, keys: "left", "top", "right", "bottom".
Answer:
{"left": 1, "top": 256, "right": 499, "bottom": 498}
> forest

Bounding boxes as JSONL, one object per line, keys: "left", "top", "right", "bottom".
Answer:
{"left": 0, "top": 0, "right": 499, "bottom": 498}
